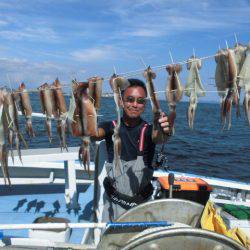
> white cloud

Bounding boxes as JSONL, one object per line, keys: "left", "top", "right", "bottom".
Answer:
{"left": 107, "top": 0, "right": 250, "bottom": 38}
{"left": 70, "top": 46, "right": 117, "bottom": 62}
{"left": 0, "top": 27, "right": 58, "bottom": 42}
{"left": 0, "top": 57, "right": 85, "bottom": 86}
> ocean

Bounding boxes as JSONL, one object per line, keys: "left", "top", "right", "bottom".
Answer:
{"left": 22, "top": 95, "right": 250, "bottom": 183}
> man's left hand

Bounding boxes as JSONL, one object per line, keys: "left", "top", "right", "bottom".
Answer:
{"left": 158, "top": 112, "right": 171, "bottom": 135}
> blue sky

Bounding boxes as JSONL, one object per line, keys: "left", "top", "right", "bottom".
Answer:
{"left": 0, "top": 0, "right": 249, "bottom": 102}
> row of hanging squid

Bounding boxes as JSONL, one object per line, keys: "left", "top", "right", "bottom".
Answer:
{"left": 164, "top": 43, "right": 250, "bottom": 130}
{"left": 1, "top": 43, "right": 250, "bottom": 186}
{"left": 215, "top": 44, "right": 250, "bottom": 129}
{"left": 0, "top": 77, "right": 103, "bottom": 185}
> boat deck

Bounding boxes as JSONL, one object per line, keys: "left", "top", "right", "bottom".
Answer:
{"left": 0, "top": 184, "right": 93, "bottom": 245}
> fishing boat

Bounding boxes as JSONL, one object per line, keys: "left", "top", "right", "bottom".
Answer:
{"left": 0, "top": 140, "right": 249, "bottom": 249}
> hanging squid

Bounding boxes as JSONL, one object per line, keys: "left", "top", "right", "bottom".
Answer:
{"left": 78, "top": 77, "right": 103, "bottom": 173}
{"left": 165, "top": 64, "right": 183, "bottom": 133}
{"left": 38, "top": 83, "right": 57, "bottom": 143}
{"left": 68, "top": 80, "right": 82, "bottom": 137}
{"left": 18, "top": 83, "right": 35, "bottom": 137}
{"left": 109, "top": 75, "right": 130, "bottom": 176}
{"left": 239, "top": 44, "right": 250, "bottom": 125}
{"left": 68, "top": 80, "right": 98, "bottom": 174}
{"left": 88, "top": 76, "right": 103, "bottom": 113}
{"left": 234, "top": 43, "right": 247, "bottom": 106}
{"left": 215, "top": 49, "right": 229, "bottom": 125}
{"left": 4, "top": 90, "right": 27, "bottom": 163}
{"left": 185, "top": 57, "right": 205, "bottom": 129}
{"left": 53, "top": 78, "right": 68, "bottom": 151}
{"left": 221, "top": 48, "right": 238, "bottom": 130}
{"left": 143, "top": 66, "right": 171, "bottom": 140}
{"left": 0, "top": 89, "right": 10, "bottom": 186}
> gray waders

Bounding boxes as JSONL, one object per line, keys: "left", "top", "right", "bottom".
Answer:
{"left": 102, "top": 122, "right": 153, "bottom": 222}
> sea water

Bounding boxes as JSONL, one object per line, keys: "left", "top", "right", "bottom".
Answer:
{"left": 22, "top": 95, "right": 250, "bottom": 182}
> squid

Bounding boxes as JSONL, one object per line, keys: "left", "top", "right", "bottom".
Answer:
{"left": 38, "top": 83, "right": 57, "bottom": 143}
{"left": 234, "top": 44, "right": 247, "bottom": 104}
{"left": 239, "top": 45, "right": 250, "bottom": 125}
{"left": 78, "top": 77, "right": 103, "bottom": 173}
{"left": 88, "top": 76, "right": 103, "bottom": 113}
{"left": 109, "top": 75, "right": 130, "bottom": 176}
{"left": 78, "top": 83, "right": 98, "bottom": 174}
{"left": 53, "top": 78, "right": 68, "bottom": 151}
{"left": 18, "top": 83, "right": 35, "bottom": 137}
{"left": 4, "top": 91, "right": 26, "bottom": 163}
{"left": 69, "top": 81, "right": 98, "bottom": 174}
{"left": 69, "top": 81, "right": 87, "bottom": 170}
{"left": 215, "top": 49, "right": 229, "bottom": 124}
{"left": 68, "top": 80, "right": 83, "bottom": 137}
{"left": 0, "top": 89, "right": 11, "bottom": 186}
{"left": 185, "top": 57, "right": 205, "bottom": 129}
{"left": 221, "top": 49, "right": 238, "bottom": 130}
{"left": 165, "top": 64, "right": 183, "bottom": 133}
{"left": 143, "top": 66, "right": 170, "bottom": 140}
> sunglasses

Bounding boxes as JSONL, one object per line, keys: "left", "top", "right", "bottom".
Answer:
{"left": 124, "top": 96, "right": 146, "bottom": 104}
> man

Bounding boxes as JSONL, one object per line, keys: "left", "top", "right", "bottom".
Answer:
{"left": 93, "top": 78, "right": 171, "bottom": 221}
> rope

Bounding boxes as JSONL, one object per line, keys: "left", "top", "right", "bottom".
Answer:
{"left": 0, "top": 44, "right": 248, "bottom": 96}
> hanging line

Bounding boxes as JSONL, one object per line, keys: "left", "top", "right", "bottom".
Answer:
{"left": 0, "top": 44, "right": 246, "bottom": 95}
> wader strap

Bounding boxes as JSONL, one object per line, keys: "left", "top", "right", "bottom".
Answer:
{"left": 138, "top": 123, "right": 148, "bottom": 154}
{"left": 112, "top": 120, "right": 149, "bottom": 155}
{"left": 112, "top": 120, "right": 117, "bottom": 127}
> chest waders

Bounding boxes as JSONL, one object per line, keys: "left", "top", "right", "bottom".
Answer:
{"left": 102, "top": 121, "right": 153, "bottom": 221}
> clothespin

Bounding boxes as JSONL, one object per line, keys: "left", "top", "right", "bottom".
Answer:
{"left": 139, "top": 57, "right": 147, "bottom": 68}
{"left": 113, "top": 65, "right": 117, "bottom": 75}
{"left": 168, "top": 50, "right": 174, "bottom": 64}
{"left": 192, "top": 48, "right": 196, "bottom": 58}
{"left": 225, "top": 40, "right": 229, "bottom": 50}
{"left": 234, "top": 33, "right": 239, "bottom": 47}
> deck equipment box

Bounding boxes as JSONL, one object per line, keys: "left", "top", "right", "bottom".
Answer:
{"left": 158, "top": 176, "right": 212, "bottom": 205}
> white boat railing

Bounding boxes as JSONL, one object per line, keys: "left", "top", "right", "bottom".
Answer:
{"left": 0, "top": 222, "right": 107, "bottom": 230}
{"left": 0, "top": 221, "right": 171, "bottom": 230}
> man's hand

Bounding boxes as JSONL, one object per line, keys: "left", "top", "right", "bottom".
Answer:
{"left": 158, "top": 112, "right": 171, "bottom": 135}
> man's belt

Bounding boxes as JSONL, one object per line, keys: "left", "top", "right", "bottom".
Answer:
{"left": 103, "top": 177, "right": 153, "bottom": 210}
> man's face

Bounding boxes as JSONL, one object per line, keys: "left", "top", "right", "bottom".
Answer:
{"left": 122, "top": 86, "right": 147, "bottom": 118}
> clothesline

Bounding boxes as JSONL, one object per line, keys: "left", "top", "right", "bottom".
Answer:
{"left": 0, "top": 43, "right": 247, "bottom": 95}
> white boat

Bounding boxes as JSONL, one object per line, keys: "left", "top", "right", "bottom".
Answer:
{"left": 0, "top": 140, "right": 249, "bottom": 249}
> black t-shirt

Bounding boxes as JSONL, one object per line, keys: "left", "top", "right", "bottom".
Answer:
{"left": 99, "top": 118, "right": 155, "bottom": 168}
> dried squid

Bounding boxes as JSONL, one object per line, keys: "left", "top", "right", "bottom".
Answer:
{"left": 222, "top": 49, "right": 239, "bottom": 130}
{"left": 53, "top": 78, "right": 68, "bottom": 150}
{"left": 234, "top": 43, "right": 247, "bottom": 105}
{"left": 165, "top": 64, "right": 183, "bottom": 133}
{"left": 78, "top": 77, "right": 103, "bottom": 173}
{"left": 185, "top": 56, "right": 205, "bottom": 129}
{"left": 0, "top": 89, "right": 10, "bottom": 185}
{"left": 239, "top": 44, "right": 250, "bottom": 125}
{"left": 109, "top": 75, "right": 129, "bottom": 175}
{"left": 18, "top": 83, "right": 35, "bottom": 137}
{"left": 143, "top": 66, "right": 170, "bottom": 140}
{"left": 38, "top": 83, "right": 57, "bottom": 142}
{"left": 4, "top": 91, "right": 26, "bottom": 163}
{"left": 215, "top": 49, "right": 229, "bottom": 124}
{"left": 69, "top": 81, "right": 98, "bottom": 173}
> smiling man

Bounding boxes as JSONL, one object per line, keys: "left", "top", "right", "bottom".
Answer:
{"left": 94, "top": 78, "right": 171, "bottom": 221}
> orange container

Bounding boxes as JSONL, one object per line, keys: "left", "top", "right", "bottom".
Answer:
{"left": 158, "top": 175, "right": 213, "bottom": 205}
{"left": 158, "top": 176, "right": 213, "bottom": 192}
